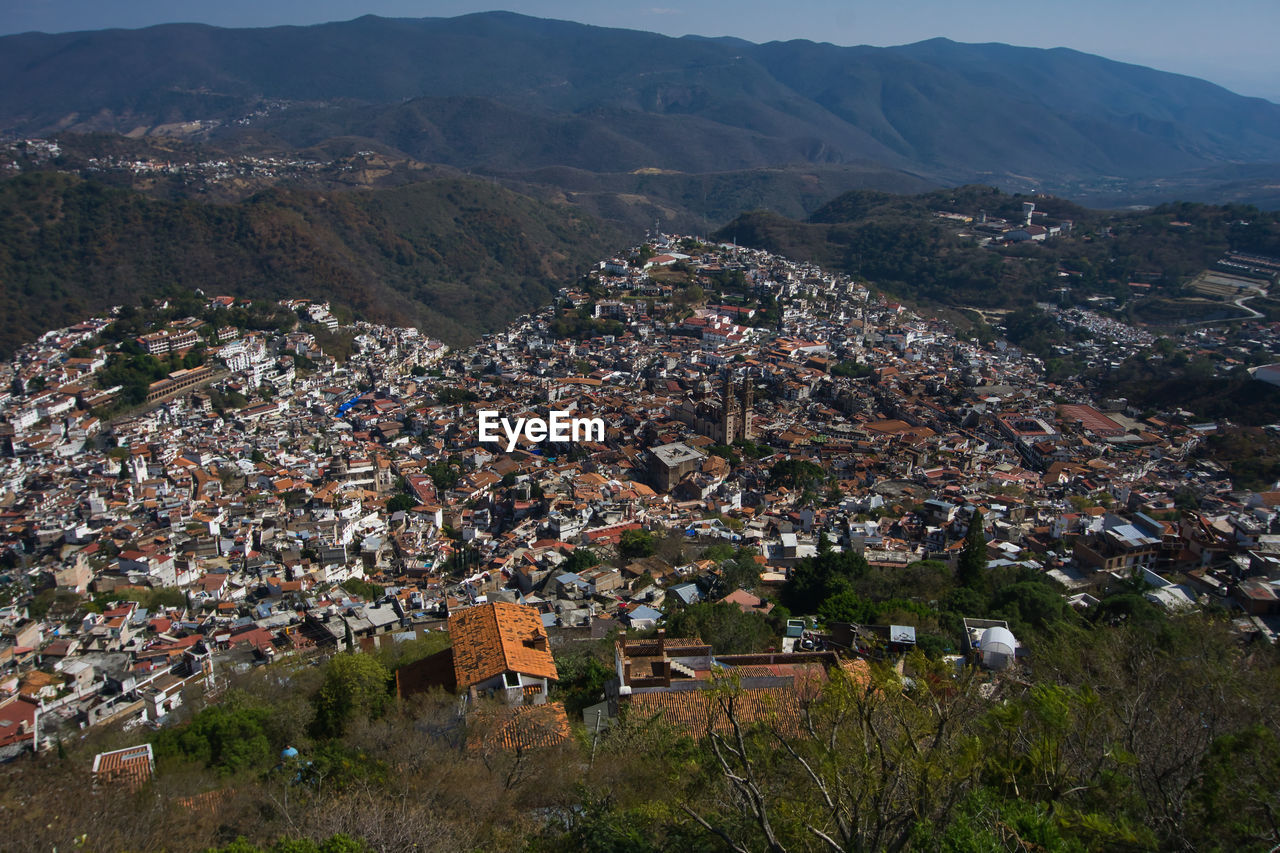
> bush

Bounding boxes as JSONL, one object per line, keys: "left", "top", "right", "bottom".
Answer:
{"left": 151, "top": 703, "right": 275, "bottom": 775}
{"left": 310, "top": 653, "right": 393, "bottom": 739}
{"left": 618, "top": 529, "right": 656, "bottom": 560}
{"left": 664, "top": 602, "right": 774, "bottom": 654}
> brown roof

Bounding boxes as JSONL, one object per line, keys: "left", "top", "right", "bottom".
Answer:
{"left": 468, "top": 702, "right": 573, "bottom": 752}
{"left": 448, "top": 602, "right": 557, "bottom": 688}
{"left": 1239, "top": 579, "right": 1280, "bottom": 602}
{"left": 0, "top": 694, "right": 39, "bottom": 748}
{"left": 863, "top": 419, "right": 916, "bottom": 435}
{"left": 92, "top": 744, "right": 154, "bottom": 791}
{"left": 1058, "top": 404, "right": 1125, "bottom": 436}
{"left": 624, "top": 685, "right": 806, "bottom": 737}
{"left": 719, "top": 588, "right": 775, "bottom": 615}
{"left": 177, "top": 788, "right": 233, "bottom": 815}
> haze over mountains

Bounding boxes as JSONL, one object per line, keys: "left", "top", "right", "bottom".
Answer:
{"left": 3, "top": 11, "right": 1280, "bottom": 354}
{"left": 3, "top": 11, "right": 1280, "bottom": 208}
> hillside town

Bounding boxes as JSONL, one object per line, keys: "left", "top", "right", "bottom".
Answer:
{"left": 3, "top": 234, "right": 1280, "bottom": 758}
{"left": 0, "top": 136, "right": 404, "bottom": 195}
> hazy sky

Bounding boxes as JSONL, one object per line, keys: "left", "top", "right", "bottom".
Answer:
{"left": 4, "top": 0, "right": 1277, "bottom": 101}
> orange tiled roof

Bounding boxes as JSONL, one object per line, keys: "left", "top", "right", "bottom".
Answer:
{"left": 625, "top": 685, "right": 806, "bottom": 737}
{"left": 468, "top": 702, "right": 572, "bottom": 752}
{"left": 177, "top": 788, "right": 233, "bottom": 814}
{"left": 448, "top": 602, "right": 557, "bottom": 688}
{"left": 839, "top": 658, "right": 873, "bottom": 687}
{"left": 92, "top": 744, "right": 154, "bottom": 791}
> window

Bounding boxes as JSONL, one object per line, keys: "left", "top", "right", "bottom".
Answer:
{"left": 504, "top": 671, "right": 520, "bottom": 688}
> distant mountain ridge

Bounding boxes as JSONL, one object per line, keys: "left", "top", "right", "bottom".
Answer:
{"left": 3, "top": 12, "right": 1279, "bottom": 193}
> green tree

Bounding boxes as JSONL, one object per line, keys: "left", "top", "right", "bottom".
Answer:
{"left": 782, "top": 548, "right": 871, "bottom": 614}
{"left": 423, "top": 459, "right": 461, "bottom": 491}
{"left": 618, "top": 529, "right": 656, "bottom": 560}
{"left": 553, "top": 644, "right": 615, "bottom": 718}
{"left": 151, "top": 701, "right": 274, "bottom": 775}
{"left": 385, "top": 493, "right": 415, "bottom": 514}
{"left": 686, "top": 659, "right": 986, "bottom": 853}
{"left": 664, "top": 602, "right": 774, "bottom": 654}
{"left": 1191, "top": 724, "right": 1280, "bottom": 850}
{"left": 831, "top": 360, "right": 874, "bottom": 379}
{"left": 957, "top": 509, "right": 986, "bottom": 589}
{"left": 990, "top": 580, "right": 1072, "bottom": 635}
{"left": 700, "top": 542, "right": 736, "bottom": 563}
{"left": 562, "top": 547, "right": 602, "bottom": 574}
{"left": 817, "top": 588, "right": 878, "bottom": 625}
{"left": 311, "top": 653, "right": 392, "bottom": 739}
{"left": 768, "top": 458, "right": 825, "bottom": 491}
{"left": 340, "top": 578, "right": 384, "bottom": 601}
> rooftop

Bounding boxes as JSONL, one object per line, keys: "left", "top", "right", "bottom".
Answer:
{"left": 448, "top": 602, "right": 558, "bottom": 688}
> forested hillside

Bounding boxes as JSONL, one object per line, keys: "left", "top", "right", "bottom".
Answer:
{"left": 717, "top": 187, "right": 1280, "bottom": 310}
{"left": 0, "top": 173, "right": 617, "bottom": 355}
{"left": 4, "top": 13, "right": 1280, "bottom": 202}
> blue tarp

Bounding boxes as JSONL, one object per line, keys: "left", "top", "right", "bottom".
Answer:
{"left": 335, "top": 395, "right": 361, "bottom": 417}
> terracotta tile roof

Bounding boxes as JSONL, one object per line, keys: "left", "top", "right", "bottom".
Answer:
{"left": 625, "top": 685, "right": 806, "bottom": 737}
{"left": 92, "top": 743, "right": 154, "bottom": 791}
{"left": 448, "top": 602, "right": 557, "bottom": 688}
{"left": 719, "top": 588, "right": 775, "bottom": 615}
{"left": 661, "top": 636, "right": 709, "bottom": 649}
{"left": 177, "top": 788, "right": 232, "bottom": 814}
{"left": 723, "top": 665, "right": 776, "bottom": 677}
{"left": 839, "top": 658, "right": 873, "bottom": 686}
{"left": 469, "top": 702, "right": 572, "bottom": 752}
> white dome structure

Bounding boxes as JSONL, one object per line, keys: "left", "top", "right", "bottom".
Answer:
{"left": 979, "top": 626, "right": 1017, "bottom": 670}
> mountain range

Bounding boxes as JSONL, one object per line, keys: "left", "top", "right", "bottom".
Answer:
{"left": 3, "top": 12, "right": 1280, "bottom": 355}
{"left": 3, "top": 11, "right": 1280, "bottom": 207}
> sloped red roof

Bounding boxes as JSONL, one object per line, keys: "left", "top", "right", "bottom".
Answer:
{"left": 625, "top": 685, "right": 806, "bottom": 737}
{"left": 92, "top": 743, "right": 154, "bottom": 790}
{"left": 468, "top": 702, "right": 572, "bottom": 752}
{"left": 448, "top": 602, "right": 557, "bottom": 688}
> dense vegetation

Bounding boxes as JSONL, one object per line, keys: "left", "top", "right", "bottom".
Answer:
{"left": 5, "top": 12, "right": 1280, "bottom": 201}
{"left": 1094, "top": 356, "right": 1280, "bottom": 426}
{"left": 663, "top": 601, "right": 775, "bottom": 654}
{"left": 1200, "top": 427, "right": 1280, "bottom": 490}
{"left": 0, "top": 172, "right": 617, "bottom": 356}
{"left": 717, "top": 188, "right": 1280, "bottom": 313}
{"left": 723, "top": 207, "right": 1048, "bottom": 310}
{"left": 2, "top": 610, "right": 1277, "bottom": 852}
{"left": 780, "top": 537, "right": 1080, "bottom": 660}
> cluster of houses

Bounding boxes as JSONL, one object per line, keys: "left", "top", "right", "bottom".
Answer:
{"left": 2, "top": 233, "right": 1280, "bottom": 760}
